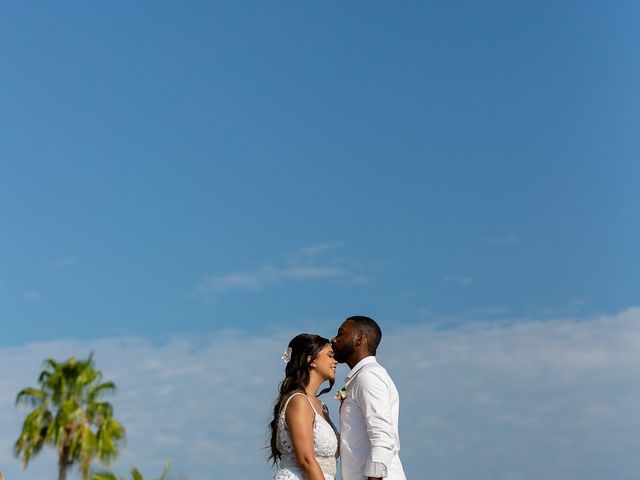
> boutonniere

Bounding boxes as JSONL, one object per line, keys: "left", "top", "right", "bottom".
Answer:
{"left": 335, "top": 386, "right": 347, "bottom": 402}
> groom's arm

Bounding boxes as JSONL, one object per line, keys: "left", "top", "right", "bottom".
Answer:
{"left": 356, "top": 370, "right": 397, "bottom": 479}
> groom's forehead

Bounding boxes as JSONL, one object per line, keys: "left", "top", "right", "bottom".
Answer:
{"left": 340, "top": 319, "right": 355, "bottom": 332}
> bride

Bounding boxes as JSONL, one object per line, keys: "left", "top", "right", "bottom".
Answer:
{"left": 268, "top": 334, "right": 339, "bottom": 480}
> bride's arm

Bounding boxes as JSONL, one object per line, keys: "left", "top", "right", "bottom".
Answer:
{"left": 285, "top": 395, "right": 326, "bottom": 480}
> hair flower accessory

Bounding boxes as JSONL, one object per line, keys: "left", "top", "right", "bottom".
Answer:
{"left": 282, "top": 347, "right": 292, "bottom": 364}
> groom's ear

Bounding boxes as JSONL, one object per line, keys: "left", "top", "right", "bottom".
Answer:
{"left": 354, "top": 330, "right": 365, "bottom": 347}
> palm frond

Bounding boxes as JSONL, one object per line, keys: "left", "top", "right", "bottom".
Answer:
{"left": 16, "top": 387, "right": 47, "bottom": 407}
{"left": 131, "top": 468, "right": 144, "bottom": 480}
{"left": 91, "top": 470, "right": 119, "bottom": 480}
{"left": 158, "top": 461, "right": 172, "bottom": 480}
{"left": 89, "top": 381, "right": 117, "bottom": 403}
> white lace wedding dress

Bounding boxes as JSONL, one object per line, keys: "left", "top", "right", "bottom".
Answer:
{"left": 274, "top": 392, "right": 339, "bottom": 480}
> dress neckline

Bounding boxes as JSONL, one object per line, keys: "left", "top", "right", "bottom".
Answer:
{"left": 282, "top": 392, "right": 331, "bottom": 426}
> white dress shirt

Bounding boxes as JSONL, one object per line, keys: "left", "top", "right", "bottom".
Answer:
{"left": 340, "top": 356, "right": 406, "bottom": 480}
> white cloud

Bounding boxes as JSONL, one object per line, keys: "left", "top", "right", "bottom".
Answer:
{"left": 197, "top": 271, "right": 266, "bottom": 293}
{"left": 1, "top": 308, "right": 639, "bottom": 479}
{"left": 286, "top": 242, "right": 344, "bottom": 265}
{"left": 281, "top": 265, "right": 345, "bottom": 279}
{"left": 382, "top": 308, "right": 640, "bottom": 480}
{"left": 194, "top": 243, "right": 362, "bottom": 297}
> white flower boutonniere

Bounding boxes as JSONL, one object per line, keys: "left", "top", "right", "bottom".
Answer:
{"left": 335, "top": 386, "right": 347, "bottom": 402}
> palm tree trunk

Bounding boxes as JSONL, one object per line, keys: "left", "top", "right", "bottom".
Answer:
{"left": 58, "top": 460, "right": 67, "bottom": 480}
{"left": 58, "top": 445, "right": 70, "bottom": 480}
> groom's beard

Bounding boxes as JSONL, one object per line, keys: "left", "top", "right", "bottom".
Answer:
{"left": 333, "top": 342, "right": 354, "bottom": 364}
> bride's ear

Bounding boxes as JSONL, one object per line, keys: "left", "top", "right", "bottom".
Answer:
{"left": 307, "top": 355, "right": 316, "bottom": 368}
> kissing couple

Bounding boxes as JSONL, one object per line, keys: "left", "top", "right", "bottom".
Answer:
{"left": 268, "top": 316, "right": 407, "bottom": 480}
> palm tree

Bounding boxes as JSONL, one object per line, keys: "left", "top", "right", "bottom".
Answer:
{"left": 92, "top": 461, "right": 172, "bottom": 480}
{"left": 15, "top": 353, "right": 125, "bottom": 480}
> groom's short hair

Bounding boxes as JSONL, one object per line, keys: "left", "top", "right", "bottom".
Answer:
{"left": 347, "top": 315, "right": 382, "bottom": 355}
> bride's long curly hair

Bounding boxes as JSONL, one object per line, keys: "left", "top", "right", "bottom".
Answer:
{"left": 268, "top": 333, "right": 334, "bottom": 464}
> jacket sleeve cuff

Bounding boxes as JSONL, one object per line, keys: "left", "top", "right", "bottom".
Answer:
{"left": 364, "top": 460, "right": 388, "bottom": 477}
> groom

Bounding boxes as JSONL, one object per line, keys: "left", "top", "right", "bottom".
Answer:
{"left": 331, "top": 316, "right": 407, "bottom": 480}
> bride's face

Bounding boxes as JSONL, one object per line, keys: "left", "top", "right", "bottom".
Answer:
{"left": 312, "top": 343, "right": 337, "bottom": 381}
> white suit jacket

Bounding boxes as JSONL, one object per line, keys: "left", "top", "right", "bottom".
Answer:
{"left": 339, "top": 356, "right": 406, "bottom": 480}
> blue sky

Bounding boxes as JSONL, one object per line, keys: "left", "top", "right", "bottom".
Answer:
{"left": 1, "top": 2, "right": 639, "bottom": 479}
